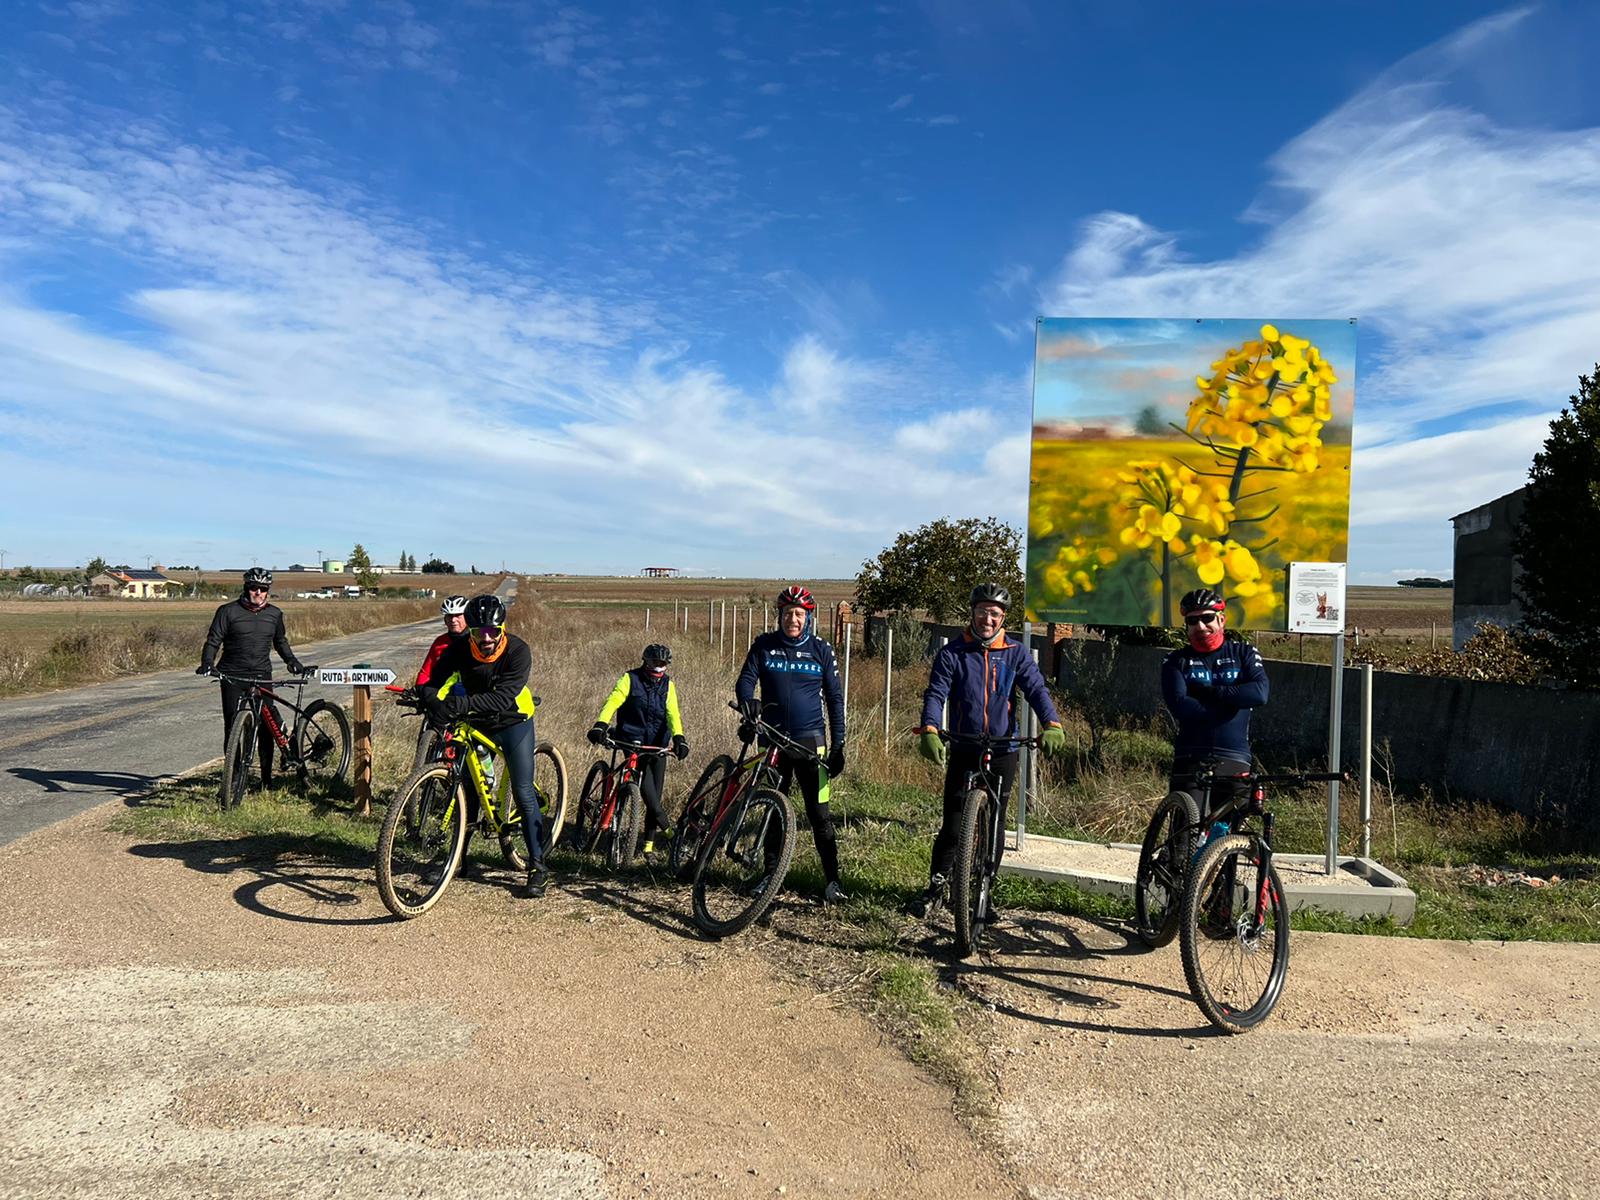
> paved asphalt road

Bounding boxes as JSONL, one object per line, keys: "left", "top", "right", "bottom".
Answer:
{"left": 0, "top": 618, "right": 442, "bottom": 846}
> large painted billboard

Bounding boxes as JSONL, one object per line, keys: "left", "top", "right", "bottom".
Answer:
{"left": 1026, "top": 317, "right": 1355, "bottom": 630}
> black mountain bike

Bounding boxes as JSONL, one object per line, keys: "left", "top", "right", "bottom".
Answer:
{"left": 1137, "top": 764, "right": 1344, "bottom": 1032}
{"left": 209, "top": 669, "right": 351, "bottom": 809}
{"left": 934, "top": 730, "right": 1041, "bottom": 958}
{"left": 685, "top": 703, "right": 811, "bottom": 938}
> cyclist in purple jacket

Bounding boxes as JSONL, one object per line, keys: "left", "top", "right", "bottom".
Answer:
{"left": 911, "top": 583, "right": 1066, "bottom": 918}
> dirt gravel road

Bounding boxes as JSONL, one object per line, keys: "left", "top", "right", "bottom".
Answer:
{"left": 3, "top": 806, "right": 1597, "bottom": 1199}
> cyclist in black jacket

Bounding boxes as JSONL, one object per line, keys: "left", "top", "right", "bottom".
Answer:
{"left": 1161, "top": 587, "right": 1270, "bottom": 817}
{"left": 416, "top": 593, "right": 549, "bottom": 898}
{"left": 735, "top": 584, "right": 848, "bottom": 903}
{"left": 196, "top": 567, "right": 308, "bottom": 787}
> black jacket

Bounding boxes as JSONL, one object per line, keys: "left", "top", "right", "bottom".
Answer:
{"left": 201, "top": 598, "right": 302, "bottom": 677}
{"left": 421, "top": 633, "right": 535, "bottom": 733}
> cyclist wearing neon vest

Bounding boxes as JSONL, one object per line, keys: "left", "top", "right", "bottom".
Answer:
{"left": 734, "top": 584, "right": 848, "bottom": 904}
{"left": 196, "top": 566, "right": 308, "bottom": 789}
{"left": 1161, "top": 587, "right": 1270, "bottom": 816}
{"left": 417, "top": 593, "right": 548, "bottom": 897}
{"left": 415, "top": 595, "right": 469, "bottom": 688}
{"left": 588, "top": 643, "right": 690, "bottom": 855}
{"left": 912, "top": 583, "right": 1065, "bottom": 918}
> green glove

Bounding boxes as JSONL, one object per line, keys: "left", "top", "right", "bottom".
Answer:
{"left": 918, "top": 731, "right": 947, "bottom": 766}
{"left": 1040, "top": 725, "right": 1067, "bottom": 757}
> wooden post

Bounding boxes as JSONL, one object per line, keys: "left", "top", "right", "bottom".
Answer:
{"left": 353, "top": 684, "right": 373, "bottom": 815}
{"left": 707, "top": 599, "right": 714, "bottom": 644}
{"left": 719, "top": 601, "right": 726, "bottom": 654}
{"left": 645, "top": 606, "right": 651, "bottom": 632}
{"left": 882, "top": 624, "right": 893, "bottom": 751}
{"left": 842, "top": 622, "right": 852, "bottom": 731}
{"left": 763, "top": 601, "right": 768, "bottom": 631}
{"left": 732, "top": 603, "right": 739, "bottom": 649}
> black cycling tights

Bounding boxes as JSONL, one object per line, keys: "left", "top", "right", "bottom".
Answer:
{"left": 763, "top": 749, "right": 840, "bottom": 885}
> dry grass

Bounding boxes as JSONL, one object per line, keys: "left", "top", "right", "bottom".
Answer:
{"left": 0, "top": 598, "right": 438, "bottom": 697}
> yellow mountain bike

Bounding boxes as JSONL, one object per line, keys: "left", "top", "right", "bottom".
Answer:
{"left": 376, "top": 691, "right": 568, "bottom": 919}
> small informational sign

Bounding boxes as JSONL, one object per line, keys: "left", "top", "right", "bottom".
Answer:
{"left": 318, "top": 667, "right": 396, "bottom": 686}
{"left": 1286, "top": 562, "right": 1348, "bottom": 634}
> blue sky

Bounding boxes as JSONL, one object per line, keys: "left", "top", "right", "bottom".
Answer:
{"left": 2, "top": 1, "right": 1598, "bottom": 583}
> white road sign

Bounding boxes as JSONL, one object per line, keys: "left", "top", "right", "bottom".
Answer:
{"left": 319, "top": 667, "right": 397, "bottom": 686}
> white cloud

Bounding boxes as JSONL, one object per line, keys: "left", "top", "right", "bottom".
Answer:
{"left": 894, "top": 407, "right": 993, "bottom": 456}
{"left": 0, "top": 107, "right": 1014, "bottom": 572}
{"left": 888, "top": 93, "right": 913, "bottom": 111}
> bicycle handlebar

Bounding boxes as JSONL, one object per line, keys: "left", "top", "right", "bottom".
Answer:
{"left": 1190, "top": 766, "right": 1349, "bottom": 786}
{"left": 936, "top": 729, "right": 1042, "bottom": 750}
{"left": 604, "top": 738, "right": 672, "bottom": 756}
{"left": 726, "top": 700, "right": 826, "bottom": 758}
{"left": 207, "top": 670, "right": 308, "bottom": 688}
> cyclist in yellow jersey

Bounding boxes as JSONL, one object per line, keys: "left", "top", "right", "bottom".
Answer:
{"left": 588, "top": 643, "right": 689, "bottom": 856}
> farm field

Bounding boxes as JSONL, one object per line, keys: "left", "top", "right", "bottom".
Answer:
{"left": 525, "top": 574, "right": 856, "bottom": 610}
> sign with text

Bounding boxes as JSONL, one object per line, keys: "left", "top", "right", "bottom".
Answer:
{"left": 318, "top": 667, "right": 396, "bottom": 686}
{"left": 1286, "top": 562, "right": 1348, "bottom": 634}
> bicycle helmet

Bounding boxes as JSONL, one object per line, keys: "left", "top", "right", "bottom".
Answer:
{"left": 969, "top": 583, "right": 1010, "bottom": 611}
{"left": 1180, "top": 587, "right": 1227, "bottom": 616}
{"left": 464, "top": 594, "right": 507, "bottom": 630}
{"left": 776, "top": 585, "right": 816, "bottom": 612}
{"left": 642, "top": 643, "right": 672, "bottom": 667}
{"left": 243, "top": 567, "right": 273, "bottom": 589}
{"left": 440, "top": 595, "right": 469, "bottom": 616}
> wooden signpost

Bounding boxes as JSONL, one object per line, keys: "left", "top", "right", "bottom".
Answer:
{"left": 318, "top": 666, "right": 397, "bottom": 814}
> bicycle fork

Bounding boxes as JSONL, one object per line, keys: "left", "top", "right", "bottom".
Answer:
{"left": 1250, "top": 811, "right": 1277, "bottom": 935}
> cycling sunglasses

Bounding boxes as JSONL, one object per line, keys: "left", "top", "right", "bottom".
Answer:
{"left": 1183, "top": 612, "right": 1221, "bottom": 625}
{"left": 471, "top": 624, "right": 505, "bottom": 635}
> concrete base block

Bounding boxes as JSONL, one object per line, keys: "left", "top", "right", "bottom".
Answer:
{"left": 1001, "top": 834, "right": 1417, "bottom": 925}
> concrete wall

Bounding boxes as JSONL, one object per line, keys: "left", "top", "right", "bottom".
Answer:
{"left": 862, "top": 614, "right": 1600, "bottom": 833}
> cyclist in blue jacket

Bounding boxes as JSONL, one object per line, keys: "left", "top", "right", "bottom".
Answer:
{"left": 1161, "top": 587, "right": 1269, "bottom": 816}
{"left": 735, "top": 585, "right": 848, "bottom": 904}
{"left": 912, "top": 583, "right": 1066, "bottom": 918}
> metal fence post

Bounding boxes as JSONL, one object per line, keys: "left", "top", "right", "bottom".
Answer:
{"left": 882, "top": 624, "right": 893, "bottom": 751}
{"left": 707, "top": 599, "right": 713, "bottom": 645}
{"left": 1019, "top": 622, "right": 1034, "bottom": 850}
{"left": 645, "top": 606, "right": 650, "bottom": 632}
{"left": 1326, "top": 631, "right": 1346, "bottom": 875}
{"left": 732, "top": 603, "right": 738, "bottom": 650}
{"left": 937, "top": 636, "right": 949, "bottom": 728}
{"left": 1360, "top": 663, "right": 1374, "bottom": 860}
{"left": 746, "top": 606, "right": 753, "bottom": 648}
{"left": 719, "top": 601, "right": 726, "bottom": 655}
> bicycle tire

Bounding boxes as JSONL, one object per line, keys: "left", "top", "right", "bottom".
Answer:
{"left": 949, "top": 787, "right": 993, "bottom": 958}
{"left": 294, "top": 699, "right": 352, "bottom": 784}
{"left": 671, "top": 754, "right": 735, "bottom": 880}
{"left": 607, "top": 783, "right": 642, "bottom": 870}
{"left": 1134, "top": 791, "right": 1201, "bottom": 948}
{"left": 376, "top": 763, "right": 468, "bottom": 919}
{"left": 576, "top": 761, "right": 610, "bottom": 854}
{"left": 220, "top": 709, "right": 256, "bottom": 810}
{"left": 1179, "top": 833, "right": 1289, "bottom": 1033}
{"left": 691, "top": 786, "right": 794, "bottom": 938}
{"left": 412, "top": 720, "right": 437, "bottom": 774}
{"left": 501, "top": 741, "right": 569, "bottom": 868}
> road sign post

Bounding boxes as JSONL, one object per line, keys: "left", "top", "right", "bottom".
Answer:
{"left": 319, "top": 666, "right": 397, "bottom": 814}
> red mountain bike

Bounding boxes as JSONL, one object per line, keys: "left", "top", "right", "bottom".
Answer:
{"left": 573, "top": 736, "right": 671, "bottom": 870}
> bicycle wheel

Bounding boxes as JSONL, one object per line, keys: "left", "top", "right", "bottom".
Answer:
{"left": 575, "top": 761, "right": 610, "bottom": 854}
{"left": 220, "top": 709, "right": 256, "bottom": 810}
{"left": 499, "top": 742, "right": 570, "bottom": 868}
{"left": 1179, "top": 833, "right": 1289, "bottom": 1033}
{"left": 412, "top": 720, "right": 438, "bottom": 773}
{"left": 949, "top": 787, "right": 994, "bottom": 958}
{"left": 294, "top": 699, "right": 352, "bottom": 784}
{"left": 670, "top": 754, "right": 734, "bottom": 880}
{"left": 691, "top": 786, "right": 794, "bottom": 938}
{"left": 607, "top": 783, "right": 642, "bottom": 870}
{"left": 1134, "top": 791, "right": 1201, "bottom": 948}
{"left": 376, "top": 763, "right": 468, "bottom": 919}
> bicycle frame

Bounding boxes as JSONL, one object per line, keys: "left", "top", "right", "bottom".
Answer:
{"left": 216, "top": 673, "right": 314, "bottom": 756}
{"left": 944, "top": 730, "right": 1038, "bottom": 864}
{"left": 593, "top": 739, "right": 670, "bottom": 832}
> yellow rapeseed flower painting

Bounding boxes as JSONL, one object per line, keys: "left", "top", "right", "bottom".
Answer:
{"left": 1027, "top": 317, "right": 1355, "bottom": 629}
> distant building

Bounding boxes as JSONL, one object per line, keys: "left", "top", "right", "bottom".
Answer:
{"left": 322, "top": 560, "right": 345, "bottom": 574}
{"left": 642, "top": 566, "right": 680, "bottom": 578}
{"left": 90, "top": 568, "right": 178, "bottom": 599}
{"left": 287, "top": 563, "right": 312, "bottom": 572}
{"left": 1450, "top": 486, "right": 1528, "bottom": 649}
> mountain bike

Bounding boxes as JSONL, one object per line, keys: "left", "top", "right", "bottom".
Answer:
{"left": 934, "top": 730, "right": 1042, "bottom": 958}
{"left": 1162, "top": 766, "right": 1344, "bottom": 1033}
{"left": 572, "top": 736, "right": 672, "bottom": 871}
{"left": 376, "top": 692, "right": 568, "bottom": 919}
{"left": 686, "top": 703, "right": 810, "bottom": 938}
{"left": 208, "top": 669, "right": 351, "bottom": 809}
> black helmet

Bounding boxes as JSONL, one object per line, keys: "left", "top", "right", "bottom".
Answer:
{"left": 643, "top": 643, "right": 672, "bottom": 667}
{"left": 243, "top": 567, "right": 273, "bottom": 589}
{"left": 1180, "top": 587, "right": 1226, "bottom": 616}
{"left": 464, "top": 594, "right": 507, "bottom": 630}
{"left": 969, "top": 583, "right": 1010, "bottom": 611}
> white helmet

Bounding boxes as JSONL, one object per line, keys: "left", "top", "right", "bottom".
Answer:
{"left": 440, "top": 595, "right": 469, "bottom": 616}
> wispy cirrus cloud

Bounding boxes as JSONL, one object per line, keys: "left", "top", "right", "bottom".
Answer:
{"left": 0, "top": 104, "right": 1022, "bottom": 571}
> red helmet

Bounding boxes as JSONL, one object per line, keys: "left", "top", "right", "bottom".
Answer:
{"left": 776, "top": 585, "right": 816, "bottom": 612}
